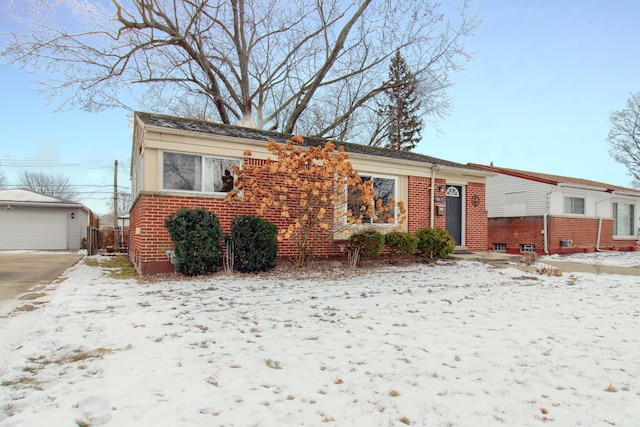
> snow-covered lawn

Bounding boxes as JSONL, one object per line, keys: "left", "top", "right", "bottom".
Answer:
{"left": 1, "top": 255, "right": 639, "bottom": 427}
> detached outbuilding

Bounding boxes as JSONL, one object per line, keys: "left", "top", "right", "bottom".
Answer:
{"left": 469, "top": 164, "right": 640, "bottom": 254}
{"left": 0, "top": 189, "right": 91, "bottom": 251}
{"left": 129, "top": 112, "right": 492, "bottom": 275}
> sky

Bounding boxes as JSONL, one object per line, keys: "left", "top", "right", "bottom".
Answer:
{"left": 1, "top": 0, "right": 639, "bottom": 215}
{"left": 1, "top": 252, "right": 639, "bottom": 425}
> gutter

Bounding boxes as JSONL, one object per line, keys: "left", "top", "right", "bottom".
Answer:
{"left": 1, "top": 201, "right": 90, "bottom": 212}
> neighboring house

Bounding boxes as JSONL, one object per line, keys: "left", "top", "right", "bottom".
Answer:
{"left": 0, "top": 189, "right": 92, "bottom": 250}
{"left": 129, "top": 112, "right": 493, "bottom": 274}
{"left": 469, "top": 164, "right": 640, "bottom": 254}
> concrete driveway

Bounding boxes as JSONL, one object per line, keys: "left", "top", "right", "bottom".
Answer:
{"left": 0, "top": 251, "right": 85, "bottom": 300}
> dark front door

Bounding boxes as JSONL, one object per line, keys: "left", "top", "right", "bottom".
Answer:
{"left": 446, "top": 186, "right": 462, "bottom": 246}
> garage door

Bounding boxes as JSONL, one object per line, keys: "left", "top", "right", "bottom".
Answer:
{"left": 0, "top": 210, "right": 67, "bottom": 250}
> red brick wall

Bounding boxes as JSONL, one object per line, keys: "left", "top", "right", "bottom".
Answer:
{"left": 405, "top": 177, "right": 487, "bottom": 251}
{"left": 487, "top": 216, "right": 637, "bottom": 255}
{"left": 488, "top": 217, "right": 545, "bottom": 253}
{"left": 129, "top": 192, "right": 340, "bottom": 274}
{"left": 465, "top": 182, "right": 488, "bottom": 251}
{"left": 130, "top": 170, "right": 488, "bottom": 274}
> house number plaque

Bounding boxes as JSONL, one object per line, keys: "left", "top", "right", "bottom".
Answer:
{"left": 471, "top": 194, "right": 480, "bottom": 207}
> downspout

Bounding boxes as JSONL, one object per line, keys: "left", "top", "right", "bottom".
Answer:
{"left": 544, "top": 190, "right": 554, "bottom": 255}
{"left": 429, "top": 165, "right": 440, "bottom": 228}
{"left": 594, "top": 197, "right": 611, "bottom": 252}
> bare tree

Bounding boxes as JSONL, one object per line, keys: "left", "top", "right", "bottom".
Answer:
{"left": 117, "top": 190, "right": 132, "bottom": 216}
{"left": 0, "top": 170, "right": 7, "bottom": 189}
{"left": 608, "top": 92, "right": 640, "bottom": 187}
{"left": 1, "top": 0, "right": 478, "bottom": 143}
{"left": 19, "top": 171, "right": 79, "bottom": 201}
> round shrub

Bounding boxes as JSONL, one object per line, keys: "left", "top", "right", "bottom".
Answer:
{"left": 384, "top": 231, "right": 419, "bottom": 263}
{"left": 231, "top": 215, "right": 278, "bottom": 273}
{"left": 347, "top": 229, "right": 385, "bottom": 267}
{"left": 165, "top": 208, "right": 222, "bottom": 276}
{"left": 415, "top": 227, "right": 455, "bottom": 262}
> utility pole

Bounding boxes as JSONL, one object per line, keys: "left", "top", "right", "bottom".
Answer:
{"left": 114, "top": 159, "right": 120, "bottom": 248}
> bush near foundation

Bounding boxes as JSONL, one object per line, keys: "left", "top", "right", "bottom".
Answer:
{"left": 415, "top": 227, "right": 455, "bottom": 262}
{"left": 165, "top": 208, "right": 222, "bottom": 276}
{"left": 231, "top": 215, "right": 278, "bottom": 273}
{"left": 347, "top": 229, "right": 385, "bottom": 267}
{"left": 384, "top": 231, "right": 419, "bottom": 263}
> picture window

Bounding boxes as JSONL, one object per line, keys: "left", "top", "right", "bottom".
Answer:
{"left": 162, "top": 152, "right": 240, "bottom": 193}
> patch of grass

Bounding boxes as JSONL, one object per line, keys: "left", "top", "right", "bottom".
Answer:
{"left": 389, "top": 390, "right": 400, "bottom": 397}
{"left": 85, "top": 255, "right": 138, "bottom": 279}
{"left": 2, "top": 375, "right": 39, "bottom": 387}
{"left": 265, "top": 358, "right": 282, "bottom": 370}
{"left": 18, "top": 292, "right": 47, "bottom": 301}
{"left": 399, "top": 416, "right": 411, "bottom": 425}
{"left": 84, "top": 258, "right": 100, "bottom": 267}
{"left": 56, "top": 347, "right": 112, "bottom": 365}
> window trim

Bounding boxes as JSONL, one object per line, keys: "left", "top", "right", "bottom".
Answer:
{"left": 612, "top": 200, "right": 636, "bottom": 238}
{"left": 346, "top": 173, "right": 399, "bottom": 226}
{"left": 563, "top": 195, "right": 586, "bottom": 215}
{"left": 161, "top": 150, "right": 241, "bottom": 195}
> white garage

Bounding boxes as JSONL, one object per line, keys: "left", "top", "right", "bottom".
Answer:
{"left": 0, "top": 189, "right": 90, "bottom": 251}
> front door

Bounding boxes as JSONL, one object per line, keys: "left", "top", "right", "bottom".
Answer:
{"left": 446, "top": 186, "right": 462, "bottom": 246}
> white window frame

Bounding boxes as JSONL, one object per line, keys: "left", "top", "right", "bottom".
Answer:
{"left": 162, "top": 151, "right": 241, "bottom": 195}
{"left": 347, "top": 173, "right": 399, "bottom": 226}
{"left": 612, "top": 200, "right": 636, "bottom": 238}
{"left": 563, "top": 195, "right": 585, "bottom": 215}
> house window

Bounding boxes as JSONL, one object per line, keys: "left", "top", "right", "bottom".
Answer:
{"left": 520, "top": 244, "right": 536, "bottom": 253}
{"left": 162, "top": 152, "right": 240, "bottom": 193}
{"left": 348, "top": 175, "right": 397, "bottom": 224}
{"left": 493, "top": 243, "right": 507, "bottom": 252}
{"left": 564, "top": 196, "right": 585, "bottom": 215}
{"left": 613, "top": 202, "right": 635, "bottom": 237}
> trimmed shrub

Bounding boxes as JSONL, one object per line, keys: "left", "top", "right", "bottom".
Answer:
{"left": 347, "top": 229, "right": 385, "bottom": 267}
{"left": 384, "top": 231, "right": 419, "bottom": 263}
{"left": 415, "top": 227, "right": 455, "bottom": 262}
{"left": 231, "top": 215, "right": 278, "bottom": 273}
{"left": 165, "top": 208, "right": 222, "bottom": 276}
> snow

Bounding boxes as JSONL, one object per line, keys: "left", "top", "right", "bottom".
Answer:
{"left": 543, "top": 250, "right": 640, "bottom": 268}
{"left": 1, "top": 254, "right": 639, "bottom": 426}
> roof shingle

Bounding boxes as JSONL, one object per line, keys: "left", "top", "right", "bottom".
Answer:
{"left": 136, "top": 112, "right": 480, "bottom": 171}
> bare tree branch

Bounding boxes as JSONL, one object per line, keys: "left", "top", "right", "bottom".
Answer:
{"left": 608, "top": 92, "right": 640, "bottom": 187}
{"left": 1, "top": 0, "right": 480, "bottom": 142}
{"left": 19, "top": 171, "right": 79, "bottom": 201}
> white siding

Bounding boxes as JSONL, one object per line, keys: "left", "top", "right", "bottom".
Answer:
{"left": 549, "top": 188, "right": 615, "bottom": 217}
{"left": 486, "top": 174, "right": 555, "bottom": 217}
{"left": 67, "top": 208, "right": 88, "bottom": 250}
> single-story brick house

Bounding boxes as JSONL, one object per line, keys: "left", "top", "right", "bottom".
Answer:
{"left": 129, "top": 112, "right": 493, "bottom": 274}
{"left": 0, "top": 189, "right": 92, "bottom": 250}
{"left": 468, "top": 164, "right": 640, "bottom": 254}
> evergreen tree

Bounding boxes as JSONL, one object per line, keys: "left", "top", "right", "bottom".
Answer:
{"left": 375, "top": 50, "right": 423, "bottom": 151}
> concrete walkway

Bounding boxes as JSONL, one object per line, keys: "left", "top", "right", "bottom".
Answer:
{"left": 541, "top": 260, "right": 640, "bottom": 276}
{"left": 450, "top": 252, "right": 640, "bottom": 276}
